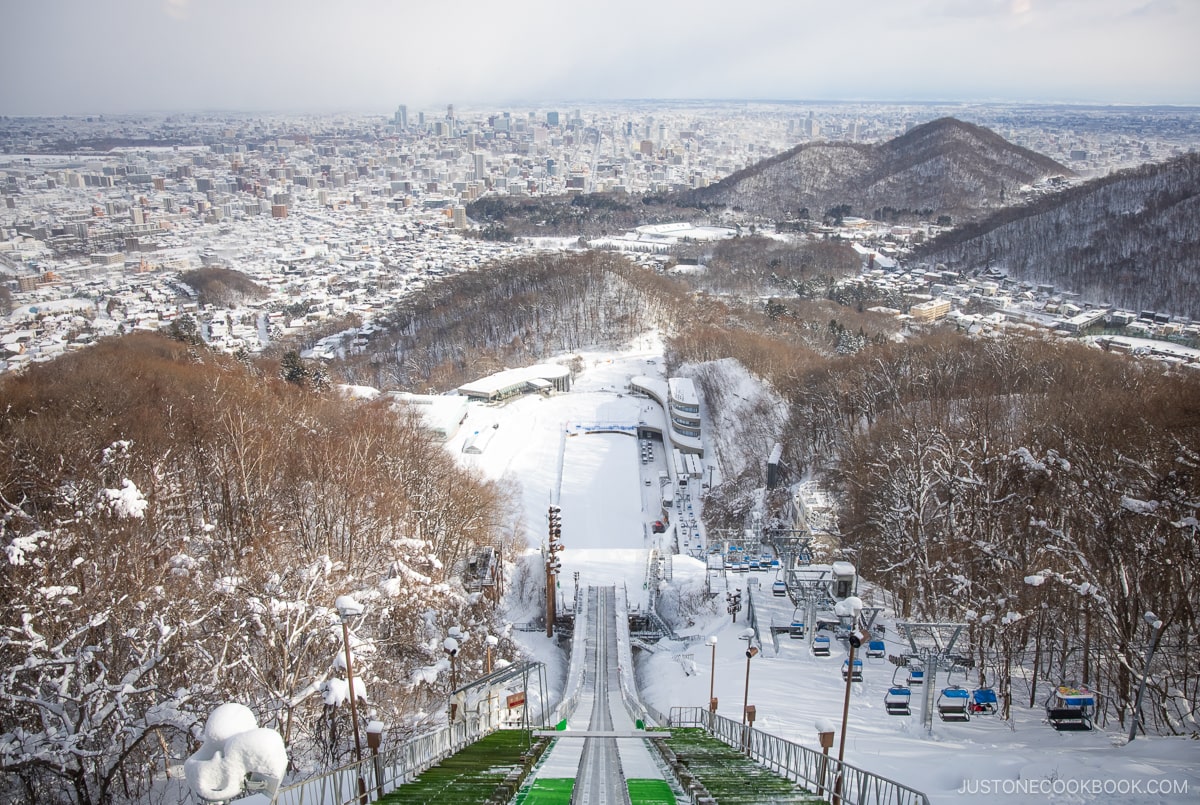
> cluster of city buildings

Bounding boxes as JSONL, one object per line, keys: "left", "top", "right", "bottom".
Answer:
{"left": 2, "top": 102, "right": 1198, "bottom": 374}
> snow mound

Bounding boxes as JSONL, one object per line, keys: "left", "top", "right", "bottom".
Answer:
{"left": 185, "top": 704, "right": 287, "bottom": 801}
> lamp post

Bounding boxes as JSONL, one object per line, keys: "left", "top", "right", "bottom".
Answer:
{"left": 444, "top": 625, "right": 463, "bottom": 691}
{"left": 486, "top": 634, "right": 498, "bottom": 674}
{"left": 739, "top": 628, "right": 757, "bottom": 751}
{"left": 834, "top": 596, "right": 865, "bottom": 805}
{"left": 485, "top": 634, "right": 499, "bottom": 729}
{"left": 1128, "top": 611, "right": 1164, "bottom": 743}
{"left": 335, "top": 596, "right": 367, "bottom": 805}
{"left": 707, "top": 636, "right": 718, "bottom": 713}
{"left": 444, "top": 631, "right": 462, "bottom": 725}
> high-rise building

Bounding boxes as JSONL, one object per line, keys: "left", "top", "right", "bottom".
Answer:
{"left": 547, "top": 111, "right": 560, "bottom": 126}
{"left": 473, "top": 152, "right": 486, "bottom": 181}
{"left": 452, "top": 206, "right": 467, "bottom": 229}
{"left": 394, "top": 104, "right": 408, "bottom": 129}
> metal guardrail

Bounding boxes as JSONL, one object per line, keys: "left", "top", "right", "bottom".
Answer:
{"left": 668, "top": 706, "right": 930, "bottom": 805}
{"left": 272, "top": 717, "right": 501, "bottom": 805}
{"left": 552, "top": 584, "right": 590, "bottom": 726}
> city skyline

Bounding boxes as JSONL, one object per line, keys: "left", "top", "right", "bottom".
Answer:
{"left": 2, "top": 0, "right": 1199, "bottom": 115}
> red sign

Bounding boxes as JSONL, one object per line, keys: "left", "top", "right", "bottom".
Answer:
{"left": 506, "top": 692, "right": 526, "bottom": 709}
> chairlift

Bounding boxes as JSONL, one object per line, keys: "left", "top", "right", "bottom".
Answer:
{"left": 812, "top": 634, "right": 831, "bottom": 656}
{"left": 1045, "top": 684, "right": 1096, "bottom": 731}
{"left": 788, "top": 608, "right": 805, "bottom": 639}
{"left": 937, "top": 685, "right": 971, "bottom": 722}
{"left": 772, "top": 579, "right": 788, "bottom": 597}
{"left": 865, "top": 638, "right": 886, "bottom": 659}
{"left": 842, "top": 656, "right": 863, "bottom": 682}
{"left": 971, "top": 686, "right": 998, "bottom": 715}
{"left": 885, "top": 686, "right": 912, "bottom": 716}
{"left": 885, "top": 666, "right": 912, "bottom": 716}
{"left": 906, "top": 660, "right": 925, "bottom": 686}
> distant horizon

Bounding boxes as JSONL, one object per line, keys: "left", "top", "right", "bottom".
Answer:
{"left": 3, "top": 0, "right": 1197, "bottom": 116}
{"left": 6, "top": 97, "right": 1200, "bottom": 121}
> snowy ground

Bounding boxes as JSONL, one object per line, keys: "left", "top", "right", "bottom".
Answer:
{"left": 452, "top": 338, "right": 1199, "bottom": 805}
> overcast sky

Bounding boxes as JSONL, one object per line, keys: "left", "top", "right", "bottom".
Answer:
{"left": 2, "top": 0, "right": 1197, "bottom": 115}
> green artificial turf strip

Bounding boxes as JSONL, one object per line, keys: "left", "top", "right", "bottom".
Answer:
{"left": 379, "top": 730, "right": 533, "bottom": 804}
{"left": 626, "top": 777, "right": 677, "bottom": 804}
{"left": 512, "top": 776, "right": 574, "bottom": 804}
{"left": 663, "top": 728, "right": 824, "bottom": 804}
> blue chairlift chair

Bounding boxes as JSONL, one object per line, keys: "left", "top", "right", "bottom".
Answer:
{"left": 812, "top": 634, "right": 831, "bottom": 656}
{"left": 971, "top": 686, "right": 998, "bottom": 715}
{"left": 885, "top": 666, "right": 912, "bottom": 715}
{"left": 937, "top": 685, "right": 971, "bottom": 722}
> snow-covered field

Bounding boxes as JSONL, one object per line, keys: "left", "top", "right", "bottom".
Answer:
{"left": 452, "top": 339, "right": 1199, "bottom": 805}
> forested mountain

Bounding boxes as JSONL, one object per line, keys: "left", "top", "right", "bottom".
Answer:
{"left": 680, "top": 117, "right": 1071, "bottom": 222}
{"left": 915, "top": 152, "right": 1200, "bottom": 318}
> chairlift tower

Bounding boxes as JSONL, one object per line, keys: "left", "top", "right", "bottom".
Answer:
{"left": 897, "top": 622, "right": 967, "bottom": 733}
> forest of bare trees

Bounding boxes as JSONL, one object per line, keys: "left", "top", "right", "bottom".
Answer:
{"left": 672, "top": 319, "right": 1200, "bottom": 739}
{"left": 0, "top": 334, "right": 521, "bottom": 804}
{"left": 334, "top": 251, "right": 692, "bottom": 391}
{"left": 917, "top": 152, "right": 1200, "bottom": 317}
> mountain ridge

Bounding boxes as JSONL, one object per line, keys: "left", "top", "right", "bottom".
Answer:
{"left": 681, "top": 117, "right": 1073, "bottom": 222}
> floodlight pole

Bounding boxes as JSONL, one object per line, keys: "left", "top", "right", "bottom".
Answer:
{"left": 546, "top": 505, "right": 562, "bottom": 637}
